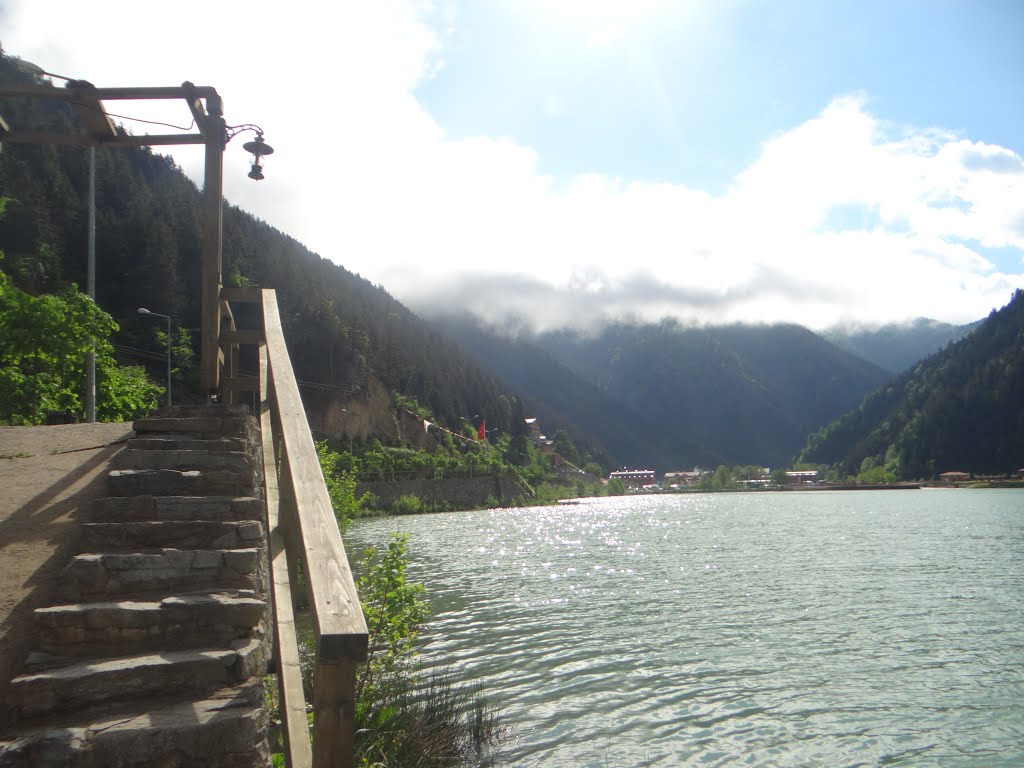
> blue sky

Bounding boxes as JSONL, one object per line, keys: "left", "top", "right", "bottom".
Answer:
{"left": 3, "top": 0, "right": 1023, "bottom": 330}
{"left": 420, "top": 1, "right": 1023, "bottom": 195}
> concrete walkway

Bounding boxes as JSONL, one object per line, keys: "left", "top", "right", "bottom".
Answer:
{"left": 0, "top": 422, "right": 132, "bottom": 724}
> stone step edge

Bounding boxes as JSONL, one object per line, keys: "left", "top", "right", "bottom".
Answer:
{"left": 0, "top": 680, "right": 267, "bottom": 767}
{"left": 10, "top": 639, "right": 267, "bottom": 718}
{"left": 80, "top": 519, "right": 265, "bottom": 550}
{"left": 88, "top": 495, "right": 265, "bottom": 523}
{"left": 35, "top": 592, "right": 266, "bottom": 630}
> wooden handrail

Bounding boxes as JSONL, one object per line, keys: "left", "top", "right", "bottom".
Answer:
{"left": 222, "top": 288, "right": 368, "bottom": 768}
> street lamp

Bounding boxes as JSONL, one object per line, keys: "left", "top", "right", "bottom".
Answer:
{"left": 137, "top": 307, "right": 172, "bottom": 407}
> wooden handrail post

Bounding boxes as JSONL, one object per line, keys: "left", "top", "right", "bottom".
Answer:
{"left": 312, "top": 657, "right": 358, "bottom": 768}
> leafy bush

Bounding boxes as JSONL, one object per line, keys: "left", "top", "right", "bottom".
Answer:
{"left": 352, "top": 534, "right": 507, "bottom": 766}
{"left": 391, "top": 494, "right": 423, "bottom": 514}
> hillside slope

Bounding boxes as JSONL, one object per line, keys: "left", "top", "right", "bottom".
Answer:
{"left": 799, "top": 290, "right": 1024, "bottom": 478}
{"left": 535, "top": 321, "right": 892, "bottom": 467}
{"left": 430, "top": 314, "right": 723, "bottom": 470}
{"left": 0, "top": 55, "right": 523, "bottom": 439}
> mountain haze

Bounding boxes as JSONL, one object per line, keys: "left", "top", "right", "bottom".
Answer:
{"left": 429, "top": 314, "right": 723, "bottom": 470}
{"left": 824, "top": 318, "right": 976, "bottom": 373}
{"left": 427, "top": 314, "right": 893, "bottom": 469}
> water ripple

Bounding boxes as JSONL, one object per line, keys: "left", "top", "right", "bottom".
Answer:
{"left": 350, "top": 490, "right": 1024, "bottom": 767}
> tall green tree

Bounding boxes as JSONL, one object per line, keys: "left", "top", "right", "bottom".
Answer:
{"left": 0, "top": 270, "right": 161, "bottom": 423}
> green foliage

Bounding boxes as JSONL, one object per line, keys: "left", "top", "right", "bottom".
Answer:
{"left": 606, "top": 477, "right": 626, "bottom": 495}
{"left": 392, "top": 392, "right": 432, "bottom": 421}
{"left": 97, "top": 364, "right": 162, "bottom": 422}
{"left": 356, "top": 534, "right": 428, "bottom": 709}
{"left": 354, "top": 534, "right": 507, "bottom": 766}
{"left": 582, "top": 461, "right": 603, "bottom": 477}
{"left": 0, "top": 271, "right": 161, "bottom": 424}
{"left": 390, "top": 494, "right": 423, "bottom": 515}
{"left": 268, "top": 531, "right": 505, "bottom": 766}
{"left": 316, "top": 440, "right": 372, "bottom": 527}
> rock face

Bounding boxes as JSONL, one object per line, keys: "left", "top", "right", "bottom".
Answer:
{"left": 0, "top": 405, "right": 273, "bottom": 767}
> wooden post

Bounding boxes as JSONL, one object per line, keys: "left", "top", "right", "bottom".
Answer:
{"left": 200, "top": 95, "right": 225, "bottom": 395}
{"left": 312, "top": 657, "right": 358, "bottom": 768}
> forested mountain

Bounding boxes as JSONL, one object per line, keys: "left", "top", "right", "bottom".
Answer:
{"left": 470, "top": 319, "right": 890, "bottom": 468}
{"left": 0, "top": 54, "right": 527, "bottom": 439}
{"left": 823, "top": 318, "right": 976, "bottom": 373}
{"left": 799, "top": 290, "right": 1024, "bottom": 479}
{"left": 429, "top": 314, "right": 723, "bottom": 470}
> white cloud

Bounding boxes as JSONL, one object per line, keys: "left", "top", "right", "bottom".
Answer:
{"left": 3, "top": 0, "right": 1022, "bottom": 331}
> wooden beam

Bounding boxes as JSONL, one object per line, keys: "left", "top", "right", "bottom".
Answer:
{"left": 221, "top": 329, "right": 263, "bottom": 346}
{"left": 0, "top": 131, "right": 205, "bottom": 147}
{"left": 221, "top": 286, "right": 265, "bottom": 303}
{"left": 68, "top": 83, "right": 117, "bottom": 141}
{"left": 200, "top": 100, "right": 225, "bottom": 393}
{"left": 261, "top": 289, "right": 369, "bottom": 661}
{"left": 260, "top": 344, "right": 313, "bottom": 768}
{"left": 312, "top": 659, "right": 357, "bottom": 768}
{"left": 0, "top": 84, "right": 218, "bottom": 100}
{"left": 222, "top": 376, "right": 259, "bottom": 393}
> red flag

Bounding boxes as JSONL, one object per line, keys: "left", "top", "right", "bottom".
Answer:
{"left": 477, "top": 419, "right": 486, "bottom": 441}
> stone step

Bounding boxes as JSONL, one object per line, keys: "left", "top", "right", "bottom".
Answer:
{"left": 133, "top": 407, "right": 255, "bottom": 441}
{"left": 60, "top": 549, "right": 262, "bottom": 601}
{"left": 88, "top": 495, "right": 265, "bottom": 524}
{"left": 81, "top": 520, "right": 264, "bottom": 551}
{"left": 107, "top": 468, "right": 257, "bottom": 498}
{"left": 149, "top": 404, "right": 253, "bottom": 420}
{"left": 126, "top": 435, "right": 249, "bottom": 453}
{"left": 0, "top": 680, "right": 268, "bottom": 768}
{"left": 113, "top": 448, "right": 255, "bottom": 474}
{"left": 34, "top": 593, "right": 266, "bottom": 657}
{"left": 9, "top": 640, "right": 266, "bottom": 719}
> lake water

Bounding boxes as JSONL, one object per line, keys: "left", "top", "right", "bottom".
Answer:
{"left": 347, "top": 490, "right": 1024, "bottom": 767}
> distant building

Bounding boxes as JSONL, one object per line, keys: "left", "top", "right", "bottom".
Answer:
{"left": 609, "top": 469, "right": 656, "bottom": 487}
{"left": 785, "top": 470, "right": 818, "bottom": 484}
{"left": 939, "top": 471, "right": 970, "bottom": 482}
{"left": 663, "top": 470, "right": 702, "bottom": 486}
{"left": 524, "top": 417, "right": 542, "bottom": 445}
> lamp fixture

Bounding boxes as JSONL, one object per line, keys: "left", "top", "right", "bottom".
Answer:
{"left": 226, "top": 123, "right": 274, "bottom": 181}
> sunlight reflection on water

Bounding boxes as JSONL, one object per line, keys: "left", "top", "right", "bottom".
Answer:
{"left": 349, "top": 490, "right": 1024, "bottom": 767}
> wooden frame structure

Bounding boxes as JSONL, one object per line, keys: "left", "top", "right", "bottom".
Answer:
{"left": 2, "top": 78, "right": 369, "bottom": 766}
{"left": 222, "top": 286, "right": 369, "bottom": 768}
{"left": 0, "top": 79, "right": 226, "bottom": 394}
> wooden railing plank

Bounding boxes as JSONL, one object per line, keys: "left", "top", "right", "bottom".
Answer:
{"left": 260, "top": 343, "right": 313, "bottom": 768}
{"left": 221, "top": 285, "right": 264, "bottom": 303}
{"left": 261, "top": 289, "right": 369, "bottom": 662}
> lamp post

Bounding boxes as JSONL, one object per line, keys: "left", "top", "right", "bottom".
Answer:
{"left": 138, "top": 307, "right": 172, "bottom": 407}
{"left": 0, "top": 75, "right": 273, "bottom": 401}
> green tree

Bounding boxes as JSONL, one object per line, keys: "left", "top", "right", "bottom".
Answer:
{"left": 316, "top": 440, "right": 371, "bottom": 527}
{"left": 607, "top": 477, "right": 626, "bottom": 495}
{"left": 0, "top": 271, "right": 160, "bottom": 424}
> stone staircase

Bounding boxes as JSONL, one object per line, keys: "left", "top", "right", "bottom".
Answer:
{"left": 0, "top": 405, "right": 273, "bottom": 767}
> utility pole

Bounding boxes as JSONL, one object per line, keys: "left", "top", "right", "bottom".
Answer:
{"left": 86, "top": 145, "right": 96, "bottom": 422}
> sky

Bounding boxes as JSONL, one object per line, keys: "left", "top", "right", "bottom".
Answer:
{"left": 3, "top": 0, "right": 1023, "bottom": 332}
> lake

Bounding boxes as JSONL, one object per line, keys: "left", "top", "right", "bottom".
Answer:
{"left": 347, "top": 490, "right": 1024, "bottom": 767}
